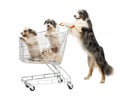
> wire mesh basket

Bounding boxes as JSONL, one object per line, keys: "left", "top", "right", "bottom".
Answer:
{"left": 19, "top": 26, "right": 68, "bottom": 65}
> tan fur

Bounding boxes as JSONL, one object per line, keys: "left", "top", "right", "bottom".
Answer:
{"left": 42, "top": 48, "right": 62, "bottom": 64}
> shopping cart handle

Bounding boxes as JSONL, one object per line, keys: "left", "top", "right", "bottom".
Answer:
{"left": 69, "top": 25, "right": 75, "bottom": 28}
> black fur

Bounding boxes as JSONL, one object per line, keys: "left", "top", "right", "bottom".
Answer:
{"left": 28, "top": 29, "right": 37, "bottom": 36}
{"left": 79, "top": 10, "right": 113, "bottom": 75}
{"left": 78, "top": 10, "right": 88, "bottom": 20}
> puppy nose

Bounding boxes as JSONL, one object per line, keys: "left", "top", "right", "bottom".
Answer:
{"left": 47, "top": 25, "right": 50, "bottom": 27}
{"left": 21, "top": 32, "right": 23, "bottom": 34}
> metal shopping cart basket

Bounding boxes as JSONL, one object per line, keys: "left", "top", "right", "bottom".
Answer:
{"left": 19, "top": 26, "right": 73, "bottom": 91}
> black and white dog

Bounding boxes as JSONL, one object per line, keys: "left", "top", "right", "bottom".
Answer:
{"left": 62, "top": 10, "right": 113, "bottom": 83}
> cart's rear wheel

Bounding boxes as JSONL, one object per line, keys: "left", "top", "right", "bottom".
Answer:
{"left": 57, "top": 76, "right": 63, "bottom": 83}
{"left": 67, "top": 82, "right": 73, "bottom": 89}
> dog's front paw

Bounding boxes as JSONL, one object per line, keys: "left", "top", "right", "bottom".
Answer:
{"left": 45, "top": 34, "right": 48, "bottom": 37}
{"left": 20, "top": 37, "right": 23, "bottom": 40}
{"left": 59, "top": 22, "right": 65, "bottom": 26}
{"left": 20, "top": 37, "right": 25, "bottom": 41}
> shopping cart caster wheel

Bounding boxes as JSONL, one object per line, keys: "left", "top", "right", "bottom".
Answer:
{"left": 29, "top": 86, "right": 35, "bottom": 91}
{"left": 57, "top": 76, "right": 63, "bottom": 83}
{"left": 25, "top": 84, "right": 29, "bottom": 88}
{"left": 67, "top": 82, "right": 73, "bottom": 89}
{"left": 24, "top": 82, "right": 29, "bottom": 88}
{"left": 58, "top": 79, "right": 63, "bottom": 83}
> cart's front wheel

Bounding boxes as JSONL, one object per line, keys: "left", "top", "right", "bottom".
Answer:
{"left": 67, "top": 82, "right": 73, "bottom": 89}
{"left": 29, "top": 86, "right": 35, "bottom": 91}
{"left": 25, "top": 84, "right": 29, "bottom": 88}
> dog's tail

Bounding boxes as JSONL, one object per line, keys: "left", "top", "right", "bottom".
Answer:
{"left": 103, "top": 62, "right": 113, "bottom": 76}
{"left": 94, "top": 46, "right": 113, "bottom": 76}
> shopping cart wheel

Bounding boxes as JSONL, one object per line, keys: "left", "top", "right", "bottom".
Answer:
{"left": 24, "top": 81, "right": 29, "bottom": 88}
{"left": 57, "top": 76, "right": 63, "bottom": 83}
{"left": 25, "top": 84, "right": 29, "bottom": 88}
{"left": 29, "top": 86, "right": 35, "bottom": 91}
{"left": 67, "top": 82, "right": 73, "bottom": 89}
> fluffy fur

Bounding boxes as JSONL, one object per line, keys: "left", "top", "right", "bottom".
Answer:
{"left": 67, "top": 10, "right": 113, "bottom": 83}
{"left": 44, "top": 19, "right": 60, "bottom": 53}
{"left": 20, "top": 27, "right": 42, "bottom": 61}
{"left": 42, "top": 48, "right": 62, "bottom": 64}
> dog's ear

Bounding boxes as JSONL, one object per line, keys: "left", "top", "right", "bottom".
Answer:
{"left": 44, "top": 20, "right": 47, "bottom": 25}
{"left": 52, "top": 20, "right": 57, "bottom": 28}
{"left": 79, "top": 10, "right": 88, "bottom": 20}
{"left": 28, "top": 29, "right": 37, "bottom": 36}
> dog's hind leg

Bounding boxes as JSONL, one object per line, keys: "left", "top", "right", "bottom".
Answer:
{"left": 84, "top": 55, "right": 94, "bottom": 80}
{"left": 98, "top": 66, "right": 105, "bottom": 83}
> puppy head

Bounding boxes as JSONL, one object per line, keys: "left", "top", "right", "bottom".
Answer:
{"left": 21, "top": 28, "right": 37, "bottom": 37}
{"left": 44, "top": 19, "right": 57, "bottom": 29}
{"left": 74, "top": 9, "right": 89, "bottom": 20}
{"left": 42, "top": 48, "right": 53, "bottom": 57}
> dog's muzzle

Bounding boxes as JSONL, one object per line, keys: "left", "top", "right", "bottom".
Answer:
{"left": 74, "top": 15, "right": 80, "bottom": 19}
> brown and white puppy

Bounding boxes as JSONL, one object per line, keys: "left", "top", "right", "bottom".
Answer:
{"left": 20, "top": 27, "right": 42, "bottom": 61}
{"left": 42, "top": 48, "right": 62, "bottom": 64}
{"left": 44, "top": 19, "right": 60, "bottom": 53}
{"left": 61, "top": 10, "right": 113, "bottom": 83}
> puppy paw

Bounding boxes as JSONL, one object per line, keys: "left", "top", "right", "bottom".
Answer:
{"left": 20, "top": 37, "right": 25, "bottom": 41}
{"left": 45, "top": 34, "right": 48, "bottom": 37}
{"left": 20, "top": 37, "right": 23, "bottom": 40}
{"left": 59, "top": 22, "right": 65, "bottom": 26}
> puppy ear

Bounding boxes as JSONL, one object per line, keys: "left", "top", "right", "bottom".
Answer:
{"left": 28, "top": 29, "right": 32, "bottom": 32}
{"left": 52, "top": 20, "right": 57, "bottom": 28}
{"left": 44, "top": 20, "right": 46, "bottom": 25}
{"left": 28, "top": 29, "right": 37, "bottom": 36}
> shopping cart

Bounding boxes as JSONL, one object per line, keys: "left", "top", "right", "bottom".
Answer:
{"left": 19, "top": 26, "right": 73, "bottom": 91}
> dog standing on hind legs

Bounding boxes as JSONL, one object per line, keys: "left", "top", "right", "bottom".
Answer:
{"left": 44, "top": 19, "right": 60, "bottom": 53}
{"left": 60, "top": 9, "right": 113, "bottom": 83}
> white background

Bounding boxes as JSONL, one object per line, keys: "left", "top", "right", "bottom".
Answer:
{"left": 0, "top": 0, "right": 120, "bottom": 97}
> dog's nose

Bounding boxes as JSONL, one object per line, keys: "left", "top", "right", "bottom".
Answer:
{"left": 47, "top": 25, "right": 50, "bottom": 27}
{"left": 74, "top": 15, "right": 76, "bottom": 17}
{"left": 21, "top": 32, "right": 23, "bottom": 34}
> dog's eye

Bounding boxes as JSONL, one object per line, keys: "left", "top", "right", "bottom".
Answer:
{"left": 50, "top": 22, "right": 52, "bottom": 25}
{"left": 24, "top": 30, "right": 27, "bottom": 32}
{"left": 28, "top": 29, "right": 32, "bottom": 32}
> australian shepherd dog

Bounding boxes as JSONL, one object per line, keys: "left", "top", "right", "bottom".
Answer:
{"left": 61, "top": 10, "right": 113, "bottom": 83}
